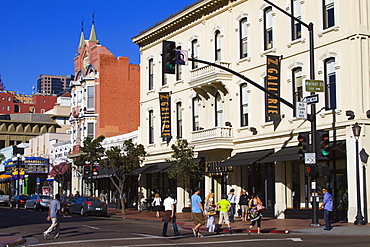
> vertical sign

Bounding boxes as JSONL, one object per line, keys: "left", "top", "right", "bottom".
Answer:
{"left": 159, "top": 92, "right": 171, "bottom": 139}
{"left": 266, "top": 55, "right": 281, "bottom": 130}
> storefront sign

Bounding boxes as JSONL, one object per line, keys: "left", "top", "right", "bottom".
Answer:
{"left": 159, "top": 92, "right": 171, "bottom": 139}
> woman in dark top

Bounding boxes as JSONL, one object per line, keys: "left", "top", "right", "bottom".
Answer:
{"left": 248, "top": 193, "right": 263, "bottom": 234}
{"left": 239, "top": 190, "right": 250, "bottom": 222}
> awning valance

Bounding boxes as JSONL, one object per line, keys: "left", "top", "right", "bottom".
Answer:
{"left": 258, "top": 146, "right": 301, "bottom": 163}
{"left": 48, "top": 162, "right": 71, "bottom": 177}
{"left": 218, "top": 149, "right": 274, "bottom": 167}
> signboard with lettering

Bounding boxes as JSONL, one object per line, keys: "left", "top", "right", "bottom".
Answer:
{"left": 305, "top": 80, "right": 324, "bottom": 92}
{"left": 159, "top": 92, "right": 171, "bottom": 139}
{"left": 265, "top": 55, "right": 281, "bottom": 130}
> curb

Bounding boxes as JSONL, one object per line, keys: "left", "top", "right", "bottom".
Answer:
{"left": 0, "top": 233, "right": 25, "bottom": 247}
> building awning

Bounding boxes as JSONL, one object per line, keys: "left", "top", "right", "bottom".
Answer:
{"left": 48, "top": 162, "right": 71, "bottom": 177}
{"left": 131, "top": 162, "right": 170, "bottom": 175}
{"left": 259, "top": 146, "right": 301, "bottom": 163}
{"left": 218, "top": 149, "right": 274, "bottom": 167}
{"left": 144, "top": 162, "right": 169, "bottom": 174}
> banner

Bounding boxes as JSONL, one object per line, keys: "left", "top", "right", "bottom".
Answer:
{"left": 266, "top": 55, "right": 281, "bottom": 130}
{"left": 159, "top": 92, "right": 171, "bottom": 139}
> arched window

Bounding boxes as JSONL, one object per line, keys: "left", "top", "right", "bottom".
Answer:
{"left": 191, "top": 39, "right": 199, "bottom": 69}
{"left": 240, "top": 83, "right": 249, "bottom": 126}
{"left": 264, "top": 7, "right": 273, "bottom": 50}
{"left": 148, "top": 110, "right": 154, "bottom": 144}
{"left": 215, "top": 93, "right": 224, "bottom": 127}
{"left": 215, "top": 31, "right": 221, "bottom": 61}
{"left": 240, "top": 18, "right": 248, "bottom": 59}
{"left": 192, "top": 97, "right": 200, "bottom": 131}
{"left": 324, "top": 58, "right": 336, "bottom": 109}
{"left": 292, "top": 68, "right": 303, "bottom": 117}
{"left": 291, "top": 0, "right": 302, "bottom": 40}
{"left": 176, "top": 102, "right": 183, "bottom": 138}
{"left": 148, "top": 58, "right": 154, "bottom": 90}
{"left": 323, "top": 0, "right": 335, "bottom": 29}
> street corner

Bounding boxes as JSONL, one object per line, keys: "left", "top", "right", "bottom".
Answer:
{"left": 0, "top": 233, "right": 25, "bottom": 247}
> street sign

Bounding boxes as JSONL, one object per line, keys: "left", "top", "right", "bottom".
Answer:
{"left": 305, "top": 152, "right": 316, "bottom": 164}
{"left": 303, "top": 94, "right": 319, "bottom": 104}
{"left": 296, "top": 102, "right": 307, "bottom": 119}
{"left": 175, "top": 50, "right": 188, "bottom": 65}
{"left": 305, "top": 80, "right": 324, "bottom": 92}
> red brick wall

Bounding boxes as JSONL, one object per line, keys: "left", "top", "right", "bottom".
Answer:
{"left": 96, "top": 54, "right": 140, "bottom": 138}
{"left": 32, "top": 95, "right": 57, "bottom": 113}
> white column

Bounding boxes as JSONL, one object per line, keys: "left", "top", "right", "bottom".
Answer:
{"left": 275, "top": 162, "right": 286, "bottom": 219}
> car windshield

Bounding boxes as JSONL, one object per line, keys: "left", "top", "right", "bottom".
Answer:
{"left": 39, "top": 195, "right": 52, "bottom": 199}
{"left": 64, "top": 197, "right": 75, "bottom": 202}
{"left": 20, "top": 196, "right": 30, "bottom": 200}
{"left": 87, "top": 197, "right": 101, "bottom": 202}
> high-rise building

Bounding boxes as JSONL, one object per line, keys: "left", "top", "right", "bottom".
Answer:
{"left": 37, "top": 74, "right": 74, "bottom": 95}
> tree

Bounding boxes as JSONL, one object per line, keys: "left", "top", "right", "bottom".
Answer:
{"left": 76, "top": 135, "right": 106, "bottom": 196}
{"left": 101, "top": 139, "right": 146, "bottom": 215}
{"left": 166, "top": 139, "right": 203, "bottom": 194}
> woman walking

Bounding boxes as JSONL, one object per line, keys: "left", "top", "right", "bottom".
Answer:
{"left": 248, "top": 193, "right": 263, "bottom": 235}
{"left": 239, "top": 190, "right": 250, "bottom": 222}
{"left": 152, "top": 193, "right": 162, "bottom": 217}
{"left": 204, "top": 192, "right": 216, "bottom": 232}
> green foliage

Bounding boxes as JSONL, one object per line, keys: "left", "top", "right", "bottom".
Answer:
{"left": 166, "top": 139, "right": 202, "bottom": 192}
{"left": 78, "top": 135, "right": 106, "bottom": 165}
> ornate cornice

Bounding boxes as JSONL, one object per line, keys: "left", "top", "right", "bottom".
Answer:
{"left": 133, "top": 0, "right": 234, "bottom": 47}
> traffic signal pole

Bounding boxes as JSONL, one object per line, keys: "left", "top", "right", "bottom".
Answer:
{"left": 264, "top": 0, "right": 319, "bottom": 226}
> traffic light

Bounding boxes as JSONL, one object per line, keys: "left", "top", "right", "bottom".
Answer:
{"left": 83, "top": 164, "right": 91, "bottom": 178}
{"left": 305, "top": 164, "right": 317, "bottom": 176}
{"left": 318, "top": 130, "right": 330, "bottom": 158}
{"left": 297, "top": 132, "right": 309, "bottom": 159}
{"left": 92, "top": 167, "right": 98, "bottom": 176}
{"left": 162, "top": 41, "right": 176, "bottom": 74}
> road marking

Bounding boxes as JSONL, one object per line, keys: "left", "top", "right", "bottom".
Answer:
{"left": 28, "top": 236, "right": 158, "bottom": 246}
{"left": 81, "top": 225, "right": 100, "bottom": 229}
{"left": 115, "top": 237, "right": 303, "bottom": 247}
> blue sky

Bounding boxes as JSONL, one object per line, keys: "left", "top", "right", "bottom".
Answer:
{"left": 0, "top": 0, "right": 196, "bottom": 95}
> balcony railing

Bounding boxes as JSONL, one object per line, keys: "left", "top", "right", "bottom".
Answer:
{"left": 191, "top": 126, "right": 233, "bottom": 141}
{"left": 189, "top": 62, "right": 232, "bottom": 87}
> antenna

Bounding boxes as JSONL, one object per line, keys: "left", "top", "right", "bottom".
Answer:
{"left": 81, "top": 17, "right": 84, "bottom": 32}
{"left": 92, "top": 9, "right": 95, "bottom": 24}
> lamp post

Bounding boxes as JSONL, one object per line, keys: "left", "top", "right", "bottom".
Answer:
{"left": 352, "top": 122, "right": 366, "bottom": 225}
{"left": 11, "top": 154, "right": 24, "bottom": 196}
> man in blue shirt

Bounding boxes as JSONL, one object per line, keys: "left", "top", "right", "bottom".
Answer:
{"left": 191, "top": 187, "right": 205, "bottom": 237}
{"left": 43, "top": 194, "right": 65, "bottom": 239}
{"left": 320, "top": 187, "right": 333, "bottom": 230}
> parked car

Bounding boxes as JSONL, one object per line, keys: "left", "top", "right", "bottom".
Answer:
{"left": 25, "top": 194, "right": 53, "bottom": 211}
{"left": 60, "top": 196, "right": 75, "bottom": 214}
{"left": 0, "top": 190, "right": 10, "bottom": 206}
{"left": 9, "top": 195, "right": 30, "bottom": 209}
{"left": 69, "top": 196, "right": 107, "bottom": 216}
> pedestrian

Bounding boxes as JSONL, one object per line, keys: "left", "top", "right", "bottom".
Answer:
{"left": 248, "top": 193, "right": 263, "bottom": 235}
{"left": 74, "top": 191, "right": 80, "bottom": 197}
{"left": 43, "top": 194, "right": 65, "bottom": 240}
{"left": 227, "top": 188, "right": 237, "bottom": 222}
{"left": 239, "top": 190, "right": 250, "bottom": 222}
{"left": 191, "top": 187, "right": 206, "bottom": 238}
{"left": 152, "top": 193, "right": 162, "bottom": 217}
{"left": 204, "top": 192, "right": 216, "bottom": 232}
{"left": 216, "top": 194, "right": 232, "bottom": 234}
{"left": 161, "top": 192, "right": 179, "bottom": 237}
{"left": 99, "top": 190, "right": 106, "bottom": 203}
{"left": 320, "top": 187, "right": 333, "bottom": 231}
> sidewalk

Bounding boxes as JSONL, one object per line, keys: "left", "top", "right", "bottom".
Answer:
{"left": 2, "top": 209, "right": 370, "bottom": 247}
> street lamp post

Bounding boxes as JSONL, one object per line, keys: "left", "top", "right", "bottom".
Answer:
{"left": 11, "top": 154, "right": 23, "bottom": 196}
{"left": 352, "top": 122, "right": 366, "bottom": 225}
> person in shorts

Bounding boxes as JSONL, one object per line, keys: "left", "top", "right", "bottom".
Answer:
{"left": 191, "top": 187, "right": 206, "bottom": 237}
{"left": 239, "top": 190, "right": 250, "bottom": 221}
{"left": 216, "top": 194, "right": 232, "bottom": 234}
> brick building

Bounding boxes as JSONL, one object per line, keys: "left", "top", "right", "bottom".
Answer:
{"left": 0, "top": 91, "right": 57, "bottom": 114}
{"left": 69, "top": 22, "right": 140, "bottom": 153}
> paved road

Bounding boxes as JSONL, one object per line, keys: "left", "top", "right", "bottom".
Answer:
{"left": 0, "top": 207, "right": 369, "bottom": 246}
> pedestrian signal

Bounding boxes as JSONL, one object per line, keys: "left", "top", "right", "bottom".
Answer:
{"left": 305, "top": 164, "right": 317, "bottom": 176}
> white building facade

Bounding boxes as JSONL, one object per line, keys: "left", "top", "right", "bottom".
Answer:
{"left": 133, "top": 0, "right": 370, "bottom": 221}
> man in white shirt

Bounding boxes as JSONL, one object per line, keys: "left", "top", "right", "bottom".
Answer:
{"left": 43, "top": 194, "right": 64, "bottom": 239}
{"left": 227, "top": 189, "right": 237, "bottom": 222}
{"left": 161, "top": 192, "right": 179, "bottom": 237}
